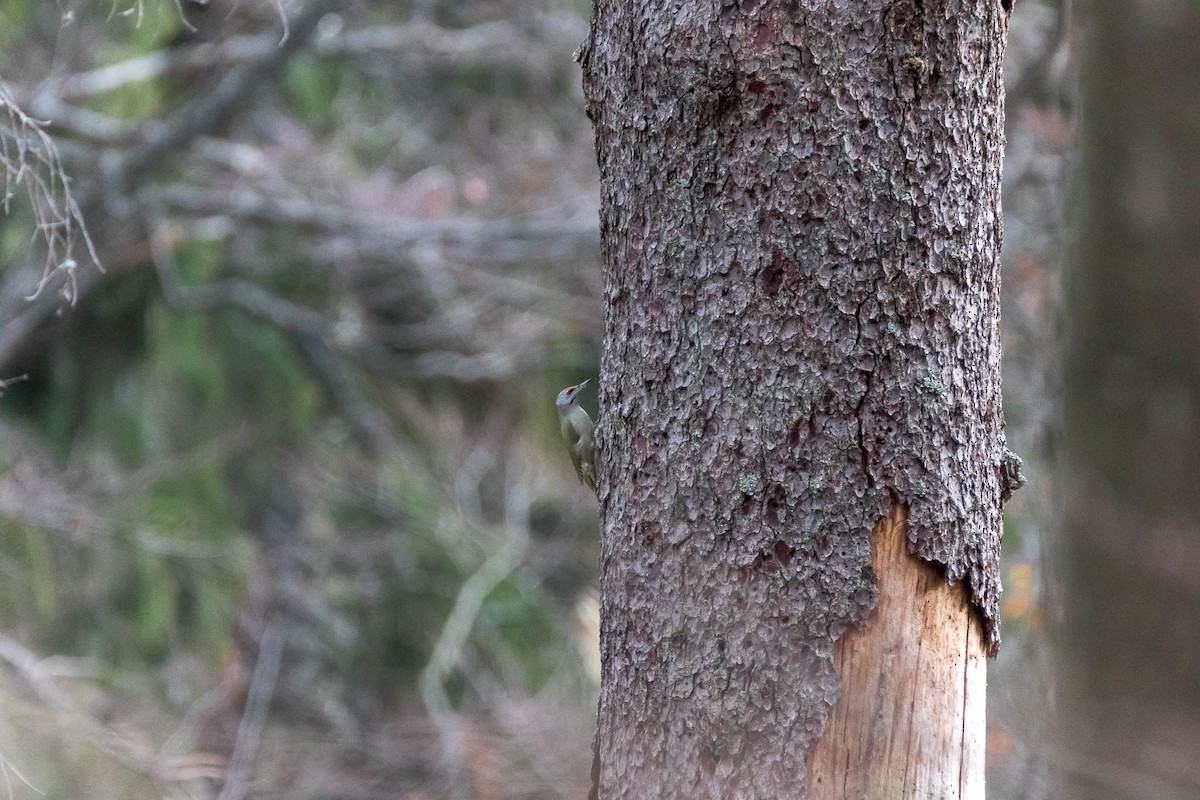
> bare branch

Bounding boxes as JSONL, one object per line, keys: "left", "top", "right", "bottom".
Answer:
{"left": 418, "top": 461, "right": 532, "bottom": 800}
{"left": 0, "top": 373, "right": 28, "bottom": 396}
{"left": 147, "top": 184, "right": 600, "bottom": 256}
{"left": 52, "top": 19, "right": 571, "bottom": 101}
{"left": 291, "top": 331, "right": 396, "bottom": 457}
{"left": 0, "top": 86, "right": 103, "bottom": 305}
{"left": 111, "top": 0, "right": 343, "bottom": 192}
{"left": 0, "top": 0, "right": 345, "bottom": 369}
{"left": 150, "top": 222, "right": 532, "bottom": 385}
{"left": 0, "top": 749, "right": 45, "bottom": 799}
{"left": 272, "top": 0, "right": 290, "bottom": 44}
{"left": 217, "top": 625, "right": 284, "bottom": 800}
{"left": 151, "top": 234, "right": 331, "bottom": 333}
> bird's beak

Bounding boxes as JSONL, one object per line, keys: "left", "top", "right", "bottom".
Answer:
{"left": 577, "top": 378, "right": 590, "bottom": 391}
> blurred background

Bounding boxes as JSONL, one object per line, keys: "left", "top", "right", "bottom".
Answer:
{"left": 0, "top": 0, "right": 1175, "bottom": 798}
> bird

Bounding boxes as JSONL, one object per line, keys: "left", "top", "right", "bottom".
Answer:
{"left": 556, "top": 379, "right": 598, "bottom": 492}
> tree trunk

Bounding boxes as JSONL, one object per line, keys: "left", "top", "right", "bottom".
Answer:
{"left": 1060, "top": 0, "right": 1200, "bottom": 796}
{"left": 579, "top": 1, "right": 1015, "bottom": 796}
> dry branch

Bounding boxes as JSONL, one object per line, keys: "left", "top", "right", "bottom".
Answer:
{"left": 0, "top": 86, "right": 102, "bottom": 305}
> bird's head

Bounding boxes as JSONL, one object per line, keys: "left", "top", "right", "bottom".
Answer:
{"left": 555, "top": 379, "right": 590, "bottom": 409}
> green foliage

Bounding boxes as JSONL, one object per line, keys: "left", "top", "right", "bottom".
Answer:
{"left": 282, "top": 55, "right": 347, "bottom": 134}
{"left": 0, "top": 0, "right": 28, "bottom": 52}
{"left": 0, "top": 252, "right": 325, "bottom": 664}
{"left": 84, "top": 2, "right": 191, "bottom": 120}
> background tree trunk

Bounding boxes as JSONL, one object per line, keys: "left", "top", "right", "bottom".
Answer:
{"left": 1061, "top": 0, "right": 1200, "bottom": 796}
{"left": 581, "top": 0, "right": 1014, "bottom": 796}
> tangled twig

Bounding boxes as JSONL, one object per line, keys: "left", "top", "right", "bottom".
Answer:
{"left": 0, "top": 85, "right": 103, "bottom": 306}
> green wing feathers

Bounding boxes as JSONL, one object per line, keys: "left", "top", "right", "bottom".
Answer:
{"left": 571, "top": 447, "right": 597, "bottom": 491}
{"left": 559, "top": 403, "right": 597, "bottom": 493}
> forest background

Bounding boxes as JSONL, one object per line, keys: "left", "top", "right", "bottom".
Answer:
{"left": 0, "top": 0, "right": 1155, "bottom": 797}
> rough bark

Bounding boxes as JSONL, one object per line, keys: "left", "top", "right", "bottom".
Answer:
{"left": 1060, "top": 0, "right": 1200, "bottom": 795}
{"left": 580, "top": 0, "right": 1013, "bottom": 795}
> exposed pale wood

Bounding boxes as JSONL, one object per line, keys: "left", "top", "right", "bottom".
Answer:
{"left": 807, "top": 504, "right": 987, "bottom": 799}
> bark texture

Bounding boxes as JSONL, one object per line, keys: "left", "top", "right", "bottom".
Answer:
{"left": 581, "top": 0, "right": 1012, "bottom": 794}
